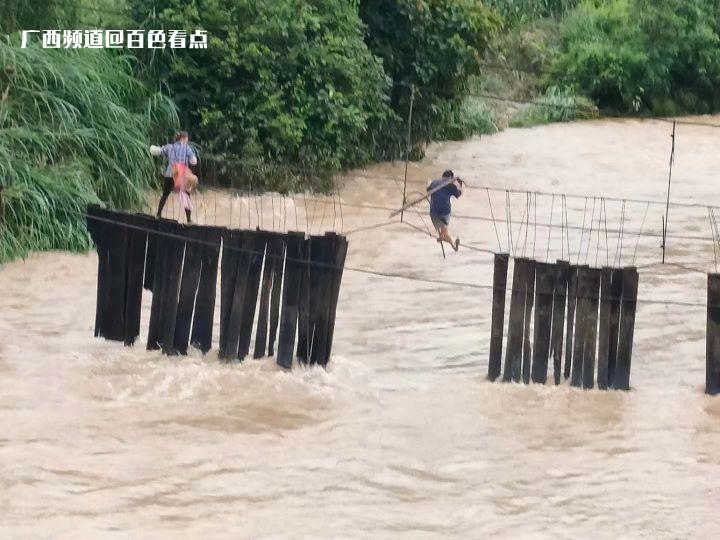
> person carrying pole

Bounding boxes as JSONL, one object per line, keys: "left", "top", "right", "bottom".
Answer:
{"left": 427, "top": 169, "right": 463, "bottom": 251}
{"left": 151, "top": 130, "right": 198, "bottom": 223}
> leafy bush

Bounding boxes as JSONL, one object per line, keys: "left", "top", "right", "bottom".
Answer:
{"left": 359, "top": 0, "right": 501, "bottom": 156}
{"left": 0, "top": 0, "right": 79, "bottom": 34}
{"left": 509, "top": 85, "right": 597, "bottom": 127}
{"left": 548, "top": 0, "right": 720, "bottom": 113}
{"left": 0, "top": 41, "right": 176, "bottom": 262}
{"left": 433, "top": 97, "right": 498, "bottom": 140}
{"left": 485, "top": 0, "right": 580, "bottom": 26}
{"left": 128, "top": 0, "right": 395, "bottom": 189}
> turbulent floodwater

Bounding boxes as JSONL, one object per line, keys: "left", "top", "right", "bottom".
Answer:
{"left": 2, "top": 118, "right": 720, "bottom": 538}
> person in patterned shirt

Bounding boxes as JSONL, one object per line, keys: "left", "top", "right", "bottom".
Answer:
{"left": 152, "top": 131, "right": 198, "bottom": 222}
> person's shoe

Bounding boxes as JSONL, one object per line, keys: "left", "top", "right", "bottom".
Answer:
{"left": 454, "top": 238, "right": 460, "bottom": 251}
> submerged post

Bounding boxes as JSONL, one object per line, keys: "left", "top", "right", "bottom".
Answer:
{"left": 503, "top": 258, "right": 528, "bottom": 382}
{"left": 571, "top": 266, "right": 590, "bottom": 387}
{"left": 531, "top": 262, "right": 555, "bottom": 384}
{"left": 488, "top": 253, "right": 509, "bottom": 381}
{"left": 564, "top": 265, "right": 578, "bottom": 380}
{"left": 277, "top": 232, "right": 305, "bottom": 369}
{"left": 707, "top": 274, "right": 720, "bottom": 395}
{"left": 581, "top": 268, "right": 601, "bottom": 390}
{"left": 614, "top": 267, "right": 639, "bottom": 390}
{"left": 174, "top": 225, "right": 204, "bottom": 355}
{"left": 597, "top": 267, "right": 612, "bottom": 389}
{"left": 521, "top": 259, "right": 536, "bottom": 384}
{"left": 191, "top": 226, "right": 222, "bottom": 354}
{"left": 607, "top": 268, "right": 624, "bottom": 388}
{"left": 551, "top": 261, "right": 569, "bottom": 385}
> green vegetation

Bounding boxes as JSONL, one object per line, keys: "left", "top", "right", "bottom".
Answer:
{"left": 123, "top": 0, "right": 499, "bottom": 187}
{"left": 485, "top": 0, "right": 579, "bottom": 26}
{"left": 510, "top": 86, "right": 597, "bottom": 127}
{"left": 549, "top": 0, "right": 720, "bottom": 114}
{"left": 0, "top": 41, "right": 176, "bottom": 261}
{"left": 487, "top": 0, "right": 720, "bottom": 121}
{"left": 127, "top": 0, "right": 396, "bottom": 190}
{"left": 4, "top": 0, "right": 720, "bottom": 262}
{"left": 434, "top": 97, "right": 498, "bottom": 140}
{"left": 358, "top": 0, "right": 500, "bottom": 155}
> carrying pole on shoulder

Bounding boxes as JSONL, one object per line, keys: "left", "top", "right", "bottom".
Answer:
{"left": 390, "top": 176, "right": 454, "bottom": 218}
{"left": 400, "top": 85, "right": 415, "bottom": 223}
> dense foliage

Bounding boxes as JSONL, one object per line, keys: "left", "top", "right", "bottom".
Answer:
{"left": 125, "top": 0, "right": 500, "bottom": 186}
{"left": 0, "top": 42, "right": 176, "bottom": 261}
{"left": 485, "top": 0, "right": 579, "bottom": 26}
{"left": 544, "top": 0, "right": 720, "bottom": 114}
{"left": 0, "top": 0, "right": 78, "bottom": 34}
{"left": 127, "top": 0, "right": 396, "bottom": 189}
{"left": 509, "top": 86, "right": 596, "bottom": 127}
{"left": 5, "top": 0, "right": 720, "bottom": 263}
{"left": 359, "top": 0, "right": 500, "bottom": 153}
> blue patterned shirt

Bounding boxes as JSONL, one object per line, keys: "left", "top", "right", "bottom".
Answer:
{"left": 160, "top": 142, "right": 198, "bottom": 177}
{"left": 428, "top": 178, "right": 461, "bottom": 216}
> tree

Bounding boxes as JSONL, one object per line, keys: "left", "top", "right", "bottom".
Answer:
{"left": 358, "top": 0, "right": 500, "bottom": 152}
{"left": 128, "top": 0, "right": 395, "bottom": 188}
{"left": 549, "top": 0, "right": 720, "bottom": 114}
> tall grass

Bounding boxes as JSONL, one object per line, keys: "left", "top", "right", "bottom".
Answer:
{"left": 0, "top": 39, "right": 177, "bottom": 262}
{"left": 509, "top": 86, "right": 597, "bottom": 127}
{"left": 485, "top": 0, "right": 580, "bottom": 26}
{"left": 432, "top": 97, "right": 499, "bottom": 141}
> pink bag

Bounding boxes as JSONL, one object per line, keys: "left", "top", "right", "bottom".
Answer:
{"left": 171, "top": 163, "right": 193, "bottom": 212}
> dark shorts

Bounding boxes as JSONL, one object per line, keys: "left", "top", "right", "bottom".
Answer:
{"left": 430, "top": 213, "right": 450, "bottom": 230}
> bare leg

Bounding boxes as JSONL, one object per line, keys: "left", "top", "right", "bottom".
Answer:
{"left": 437, "top": 225, "right": 459, "bottom": 251}
{"left": 185, "top": 191, "right": 192, "bottom": 223}
{"left": 157, "top": 177, "right": 173, "bottom": 218}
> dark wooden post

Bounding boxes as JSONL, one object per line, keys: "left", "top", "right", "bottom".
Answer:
{"left": 706, "top": 273, "right": 720, "bottom": 395}
{"left": 159, "top": 221, "right": 186, "bottom": 355}
{"left": 551, "top": 261, "right": 569, "bottom": 385}
{"left": 564, "top": 265, "right": 578, "bottom": 380}
{"left": 123, "top": 213, "right": 151, "bottom": 346}
{"left": 87, "top": 205, "right": 108, "bottom": 338}
{"left": 571, "top": 266, "right": 590, "bottom": 388}
{"left": 147, "top": 219, "right": 172, "bottom": 350}
{"left": 614, "top": 267, "right": 638, "bottom": 390}
{"left": 268, "top": 235, "right": 286, "bottom": 357}
{"left": 224, "top": 231, "right": 252, "bottom": 360}
{"left": 531, "top": 262, "right": 555, "bottom": 384}
{"left": 582, "top": 268, "right": 601, "bottom": 390}
{"left": 323, "top": 235, "right": 348, "bottom": 364}
{"left": 503, "top": 258, "right": 528, "bottom": 382}
{"left": 296, "top": 237, "right": 313, "bottom": 364}
{"left": 191, "top": 226, "right": 222, "bottom": 354}
{"left": 488, "top": 253, "right": 509, "bottom": 381}
{"left": 597, "top": 267, "right": 612, "bottom": 389}
{"left": 174, "top": 225, "right": 204, "bottom": 355}
{"left": 142, "top": 219, "right": 159, "bottom": 292}
{"left": 607, "top": 268, "right": 623, "bottom": 388}
{"left": 105, "top": 210, "right": 128, "bottom": 342}
{"left": 254, "top": 231, "right": 277, "bottom": 359}
{"left": 277, "top": 232, "right": 305, "bottom": 369}
{"left": 521, "top": 259, "right": 536, "bottom": 384}
{"left": 219, "top": 229, "right": 242, "bottom": 358}
{"left": 311, "top": 234, "right": 338, "bottom": 366}
{"left": 237, "top": 230, "right": 266, "bottom": 361}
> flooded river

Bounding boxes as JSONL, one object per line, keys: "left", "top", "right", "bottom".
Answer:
{"left": 1, "top": 118, "right": 719, "bottom": 538}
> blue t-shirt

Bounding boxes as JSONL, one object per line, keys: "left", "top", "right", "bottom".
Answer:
{"left": 428, "top": 178, "right": 461, "bottom": 216}
{"left": 160, "top": 142, "right": 198, "bottom": 178}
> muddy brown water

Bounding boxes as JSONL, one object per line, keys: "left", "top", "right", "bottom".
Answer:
{"left": 2, "top": 118, "right": 720, "bottom": 538}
